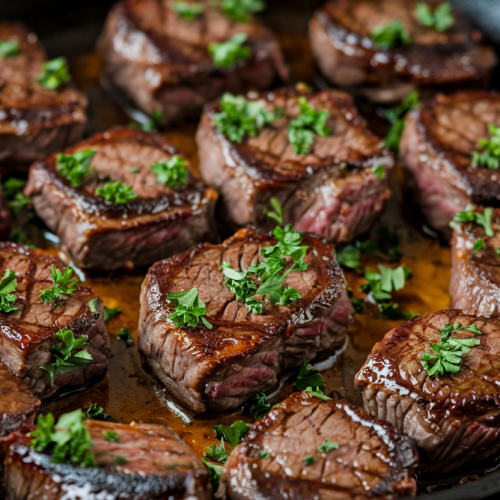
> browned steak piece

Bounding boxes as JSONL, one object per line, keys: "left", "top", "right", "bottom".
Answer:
{"left": 139, "top": 228, "right": 353, "bottom": 413}
{"left": 450, "top": 207, "right": 500, "bottom": 318}
{"left": 196, "top": 88, "right": 393, "bottom": 241}
{"left": 0, "top": 23, "right": 87, "bottom": 174}
{"left": 96, "top": 0, "right": 287, "bottom": 125}
{"left": 309, "top": 0, "right": 497, "bottom": 103}
{"left": 356, "top": 310, "right": 500, "bottom": 473}
{"left": 0, "top": 242, "right": 110, "bottom": 399}
{"left": 4, "top": 419, "right": 211, "bottom": 500}
{"left": 400, "top": 91, "right": 500, "bottom": 237}
{"left": 25, "top": 128, "right": 217, "bottom": 270}
{"left": 0, "top": 362, "right": 39, "bottom": 438}
{"left": 219, "top": 391, "right": 418, "bottom": 500}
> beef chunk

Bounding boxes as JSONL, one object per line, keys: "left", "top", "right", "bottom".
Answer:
{"left": 219, "top": 391, "right": 418, "bottom": 499}
{"left": 25, "top": 128, "right": 217, "bottom": 270}
{"left": 196, "top": 88, "right": 393, "bottom": 241}
{"left": 309, "top": 0, "right": 497, "bottom": 103}
{"left": 139, "top": 228, "right": 353, "bottom": 413}
{"left": 96, "top": 0, "right": 288, "bottom": 124}
{"left": 400, "top": 92, "right": 500, "bottom": 236}
{"left": 4, "top": 419, "right": 211, "bottom": 500}
{"left": 356, "top": 310, "right": 500, "bottom": 473}
{"left": 0, "top": 242, "right": 110, "bottom": 399}
{"left": 0, "top": 23, "right": 87, "bottom": 173}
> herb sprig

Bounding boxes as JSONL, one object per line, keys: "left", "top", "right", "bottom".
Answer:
{"left": 250, "top": 392, "right": 271, "bottom": 420}
{"left": 117, "top": 327, "right": 134, "bottom": 347}
{"left": 451, "top": 205, "right": 494, "bottom": 237}
{"left": 0, "top": 269, "right": 18, "bottom": 313}
{"left": 103, "top": 306, "right": 122, "bottom": 322}
{"left": 56, "top": 150, "right": 96, "bottom": 187}
{"left": 472, "top": 124, "right": 500, "bottom": 170}
{"left": 384, "top": 91, "right": 419, "bottom": 152}
{"left": 415, "top": 1, "right": 454, "bottom": 32}
{"left": 209, "top": 33, "right": 251, "bottom": 68}
{"left": 39, "top": 266, "right": 79, "bottom": 307}
{"left": 371, "top": 20, "right": 412, "bottom": 50}
{"left": 35, "top": 57, "right": 70, "bottom": 90}
{"left": 172, "top": 1, "right": 204, "bottom": 21}
{"left": 96, "top": 180, "right": 137, "bottom": 204}
{"left": 221, "top": 0, "right": 266, "bottom": 22}
{"left": 168, "top": 288, "right": 212, "bottom": 329}
{"left": 0, "top": 40, "right": 19, "bottom": 58}
{"left": 151, "top": 155, "right": 188, "bottom": 189}
{"left": 84, "top": 403, "right": 117, "bottom": 422}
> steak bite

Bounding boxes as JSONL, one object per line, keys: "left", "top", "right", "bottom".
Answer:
{"left": 4, "top": 416, "right": 211, "bottom": 500}
{"left": 196, "top": 88, "right": 393, "bottom": 241}
{"left": 25, "top": 128, "right": 217, "bottom": 270}
{"left": 400, "top": 92, "right": 500, "bottom": 236}
{"left": 139, "top": 228, "right": 353, "bottom": 413}
{"left": 219, "top": 391, "right": 418, "bottom": 499}
{"left": 0, "top": 242, "right": 110, "bottom": 399}
{"left": 355, "top": 310, "right": 500, "bottom": 473}
{"left": 96, "top": 0, "right": 287, "bottom": 125}
{"left": 0, "top": 23, "right": 87, "bottom": 173}
{"left": 309, "top": 0, "right": 497, "bottom": 103}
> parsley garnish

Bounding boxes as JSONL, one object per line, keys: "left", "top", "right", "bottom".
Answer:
{"left": 259, "top": 449, "right": 270, "bottom": 458}
{"left": 104, "top": 431, "right": 120, "bottom": 443}
{"left": 30, "top": 409, "right": 96, "bottom": 467}
{"left": 294, "top": 363, "right": 325, "bottom": 392}
{"left": 317, "top": 439, "right": 339, "bottom": 453}
{"left": 306, "top": 386, "right": 332, "bottom": 401}
{"left": 114, "top": 455, "right": 127, "bottom": 465}
{"left": 202, "top": 459, "right": 224, "bottom": 488}
{"left": 87, "top": 298, "right": 100, "bottom": 318}
{"left": 384, "top": 91, "right": 419, "bottom": 152}
{"left": 172, "top": 1, "right": 204, "bottom": 20}
{"left": 168, "top": 288, "right": 212, "bottom": 329}
{"left": 130, "top": 167, "right": 140, "bottom": 173}
{"left": 351, "top": 297, "right": 365, "bottom": 313}
{"left": 56, "top": 150, "right": 96, "bottom": 187}
{"left": 222, "top": 262, "right": 257, "bottom": 300}
{"left": 0, "top": 40, "right": 19, "bottom": 58}
{"left": 117, "top": 327, "right": 134, "bottom": 347}
{"left": 0, "top": 269, "right": 18, "bottom": 313}
{"left": 372, "top": 165, "right": 385, "bottom": 180}
{"left": 136, "top": 109, "right": 163, "bottom": 131}
{"left": 422, "top": 323, "right": 482, "bottom": 377}
{"left": 250, "top": 392, "right": 271, "bottom": 420}
{"left": 204, "top": 439, "right": 229, "bottom": 463}
{"left": 415, "top": 1, "right": 454, "bottom": 32}
{"left": 221, "top": 0, "right": 266, "bottom": 22}
{"left": 39, "top": 266, "right": 79, "bottom": 307}
{"left": 214, "top": 420, "right": 250, "bottom": 447}
{"left": 35, "top": 56, "right": 70, "bottom": 90}
{"left": 288, "top": 97, "right": 331, "bottom": 155}
{"left": 8, "top": 192, "right": 31, "bottom": 215}
{"left": 96, "top": 181, "right": 137, "bottom": 204}
{"left": 266, "top": 197, "right": 284, "bottom": 225}
{"left": 472, "top": 124, "right": 500, "bottom": 170}
{"left": 214, "top": 93, "right": 279, "bottom": 143}
{"left": 451, "top": 205, "right": 494, "bottom": 237}
{"left": 84, "top": 403, "right": 117, "bottom": 422}
{"left": 151, "top": 155, "right": 188, "bottom": 188}
{"left": 103, "top": 305, "right": 122, "bottom": 322}
{"left": 336, "top": 244, "right": 362, "bottom": 273}
{"left": 3, "top": 178, "right": 26, "bottom": 198}
{"left": 371, "top": 20, "right": 412, "bottom": 50}
{"left": 40, "top": 328, "right": 94, "bottom": 385}
{"left": 473, "top": 238, "right": 485, "bottom": 252}
{"left": 304, "top": 455, "right": 315, "bottom": 466}
{"left": 209, "top": 33, "right": 250, "bottom": 68}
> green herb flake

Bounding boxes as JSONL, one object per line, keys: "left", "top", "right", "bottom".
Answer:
{"left": 304, "top": 455, "right": 315, "bottom": 466}
{"left": 8, "top": 192, "right": 31, "bottom": 215}
{"left": 372, "top": 164, "right": 385, "bottom": 180}
{"left": 259, "top": 449, "right": 271, "bottom": 458}
{"left": 168, "top": 288, "right": 212, "bottom": 329}
{"left": 87, "top": 298, "right": 100, "bottom": 318}
{"left": 35, "top": 56, "right": 71, "bottom": 90}
{"left": 3, "top": 178, "right": 26, "bottom": 198}
{"left": 214, "top": 420, "right": 251, "bottom": 447}
{"left": 415, "top": 1, "right": 454, "bottom": 32}
{"left": 371, "top": 19, "right": 412, "bottom": 50}
{"left": 104, "top": 306, "right": 122, "bottom": 322}
{"left": 84, "top": 403, "right": 117, "bottom": 422}
{"left": 209, "top": 33, "right": 251, "bottom": 69}
{"left": 250, "top": 392, "right": 271, "bottom": 420}
{"left": 0, "top": 40, "right": 19, "bottom": 58}
{"left": 151, "top": 155, "right": 188, "bottom": 189}
{"left": 451, "top": 205, "right": 494, "bottom": 237}
{"left": 141, "top": 110, "right": 163, "bottom": 131}
{"left": 384, "top": 91, "right": 420, "bottom": 152}
{"left": 305, "top": 386, "right": 332, "bottom": 401}
{"left": 117, "top": 327, "right": 134, "bottom": 347}
{"left": 203, "top": 458, "right": 224, "bottom": 488}
{"left": 473, "top": 238, "right": 485, "bottom": 252}
{"left": 472, "top": 124, "right": 500, "bottom": 170}
{"left": 104, "top": 431, "right": 119, "bottom": 442}
{"left": 96, "top": 180, "right": 137, "bottom": 204}
{"left": 351, "top": 298, "right": 365, "bottom": 314}
{"left": 317, "top": 439, "right": 339, "bottom": 453}
{"left": 39, "top": 265, "right": 79, "bottom": 307}
{"left": 361, "top": 264, "right": 411, "bottom": 302}
{"left": 0, "top": 269, "right": 18, "bottom": 313}
{"left": 294, "top": 362, "right": 326, "bottom": 393}
{"left": 114, "top": 455, "right": 128, "bottom": 465}
{"left": 129, "top": 167, "right": 140, "bottom": 173}
{"left": 336, "top": 244, "right": 362, "bottom": 273}
{"left": 266, "top": 197, "right": 284, "bottom": 225}
{"left": 56, "top": 150, "right": 96, "bottom": 187}
{"left": 222, "top": 0, "right": 266, "bottom": 22}
{"left": 172, "top": 1, "right": 204, "bottom": 21}
{"left": 204, "top": 439, "right": 229, "bottom": 463}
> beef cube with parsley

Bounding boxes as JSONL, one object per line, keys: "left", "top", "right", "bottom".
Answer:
{"left": 25, "top": 128, "right": 217, "bottom": 270}
{"left": 138, "top": 226, "right": 353, "bottom": 413}
{"left": 196, "top": 87, "right": 394, "bottom": 241}
{"left": 218, "top": 391, "right": 418, "bottom": 499}
{"left": 4, "top": 409, "right": 211, "bottom": 500}
{"left": 96, "top": 0, "right": 287, "bottom": 125}
{"left": 0, "top": 242, "right": 109, "bottom": 399}
{"left": 0, "top": 22, "right": 87, "bottom": 175}
{"left": 356, "top": 310, "right": 500, "bottom": 473}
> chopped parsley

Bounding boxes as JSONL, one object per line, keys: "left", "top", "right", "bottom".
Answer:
{"left": 294, "top": 362, "right": 326, "bottom": 393}
{"left": 304, "top": 455, "right": 315, "bottom": 466}
{"left": 39, "top": 265, "right": 79, "bottom": 307}
{"left": 56, "top": 150, "right": 96, "bottom": 187}
{"left": 203, "top": 458, "right": 224, "bottom": 488}
{"left": 384, "top": 91, "right": 419, "bottom": 152}
{"left": 317, "top": 439, "right": 339, "bottom": 453}
{"left": 266, "top": 197, "right": 284, "bottom": 225}
{"left": 351, "top": 297, "right": 365, "bottom": 314}
{"left": 84, "top": 403, "right": 117, "bottom": 422}
{"left": 168, "top": 288, "right": 212, "bottom": 329}
{"left": 3, "top": 178, "right": 26, "bottom": 198}
{"left": 117, "top": 327, "right": 134, "bottom": 347}
{"left": 87, "top": 298, "right": 100, "bottom": 318}
{"left": 221, "top": 0, "right": 266, "bottom": 22}
{"left": 288, "top": 96, "right": 331, "bottom": 155}
{"left": 104, "top": 431, "right": 119, "bottom": 443}
{"left": 250, "top": 392, "right": 271, "bottom": 420}
{"left": 0, "top": 269, "right": 18, "bottom": 313}
{"left": 8, "top": 192, "right": 30, "bottom": 215}
{"left": 103, "top": 306, "right": 122, "bottom": 322}
{"left": 472, "top": 124, "right": 500, "bottom": 170}
{"left": 336, "top": 244, "right": 362, "bottom": 273}
{"left": 451, "top": 205, "right": 494, "bottom": 237}
{"left": 259, "top": 449, "right": 271, "bottom": 458}
{"left": 204, "top": 439, "right": 229, "bottom": 463}
{"left": 35, "top": 56, "right": 71, "bottom": 90}
{"left": 305, "top": 386, "right": 332, "bottom": 401}
{"left": 96, "top": 180, "right": 137, "bottom": 204}
{"left": 114, "top": 455, "right": 127, "bottom": 465}
{"left": 172, "top": 1, "right": 204, "bottom": 21}
{"left": 209, "top": 33, "right": 251, "bottom": 68}
{"left": 151, "top": 155, "right": 188, "bottom": 188}
{"left": 214, "top": 420, "right": 250, "bottom": 447}
{"left": 415, "top": 1, "right": 454, "bottom": 32}
{"left": 371, "top": 19, "right": 412, "bottom": 50}
{"left": 372, "top": 164, "right": 385, "bottom": 180}
{"left": 214, "top": 93, "right": 279, "bottom": 143}
{"left": 130, "top": 167, "right": 140, "bottom": 173}
{"left": 473, "top": 238, "right": 485, "bottom": 252}
{"left": 139, "top": 109, "right": 163, "bottom": 131}
{"left": 0, "top": 40, "right": 19, "bottom": 58}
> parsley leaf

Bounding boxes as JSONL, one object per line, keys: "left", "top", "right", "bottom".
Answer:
{"left": 371, "top": 19, "right": 412, "bottom": 50}
{"left": 214, "top": 420, "right": 250, "bottom": 447}
{"left": 222, "top": 262, "right": 257, "bottom": 300}
{"left": 451, "top": 205, "right": 494, "bottom": 237}
{"left": 336, "top": 244, "right": 362, "bottom": 273}
{"left": 204, "top": 439, "right": 229, "bottom": 463}
{"left": 415, "top": 1, "right": 454, "bottom": 32}
{"left": 214, "top": 93, "right": 279, "bottom": 143}
{"left": 250, "top": 392, "right": 271, "bottom": 420}
{"left": 138, "top": 109, "right": 163, "bottom": 131}
{"left": 473, "top": 238, "right": 485, "bottom": 252}
{"left": 84, "top": 403, "right": 117, "bottom": 422}
{"left": 151, "top": 155, "right": 188, "bottom": 188}
{"left": 472, "top": 124, "right": 500, "bottom": 170}
{"left": 209, "top": 33, "right": 251, "bottom": 68}
{"left": 379, "top": 302, "right": 418, "bottom": 320}
{"left": 168, "top": 288, "right": 212, "bottom": 329}
{"left": 361, "top": 264, "right": 411, "bottom": 302}
{"left": 0, "top": 40, "right": 19, "bottom": 58}
{"left": 288, "top": 96, "right": 331, "bottom": 155}
{"left": 104, "top": 431, "right": 120, "bottom": 443}
{"left": 56, "top": 150, "right": 96, "bottom": 187}
{"left": 304, "top": 455, "right": 315, "bottom": 466}
{"left": 3, "top": 178, "right": 26, "bottom": 198}
{"left": 372, "top": 164, "right": 385, "bottom": 180}
{"left": 293, "top": 363, "right": 326, "bottom": 392}
{"left": 172, "top": 1, "right": 204, "bottom": 21}
{"left": 202, "top": 458, "right": 224, "bottom": 488}
{"left": 266, "top": 197, "right": 284, "bottom": 225}
{"left": 222, "top": 0, "right": 266, "bottom": 22}
{"left": 35, "top": 56, "right": 70, "bottom": 90}
{"left": 317, "top": 439, "right": 339, "bottom": 453}
{"left": 384, "top": 91, "right": 419, "bottom": 152}
{"left": 259, "top": 449, "right": 270, "bottom": 458}
{"left": 351, "top": 297, "right": 365, "bottom": 313}
{"left": 8, "top": 192, "right": 31, "bottom": 215}
{"left": 103, "top": 305, "right": 122, "bottom": 322}
{"left": 117, "top": 327, "right": 134, "bottom": 347}
{"left": 0, "top": 269, "right": 18, "bottom": 313}
{"left": 96, "top": 180, "right": 137, "bottom": 204}
{"left": 39, "top": 265, "right": 79, "bottom": 307}
{"left": 305, "top": 386, "right": 332, "bottom": 401}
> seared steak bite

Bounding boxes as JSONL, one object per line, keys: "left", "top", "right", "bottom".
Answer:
{"left": 25, "top": 128, "right": 217, "bottom": 270}
{"left": 0, "top": 23, "right": 87, "bottom": 173}
{"left": 309, "top": 0, "right": 497, "bottom": 103}
{"left": 139, "top": 228, "right": 353, "bottom": 413}
{"left": 4, "top": 417, "right": 211, "bottom": 500}
{"left": 400, "top": 91, "right": 500, "bottom": 237}
{"left": 96, "top": 0, "right": 287, "bottom": 125}
{"left": 0, "top": 242, "right": 110, "bottom": 399}
{"left": 356, "top": 310, "right": 500, "bottom": 473}
{"left": 219, "top": 391, "right": 418, "bottom": 499}
{"left": 196, "top": 88, "right": 393, "bottom": 241}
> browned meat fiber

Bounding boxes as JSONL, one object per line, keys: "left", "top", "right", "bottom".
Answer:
{"left": 0, "top": 22, "right": 87, "bottom": 174}
{"left": 196, "top": 88, "right": 393, "bottom": 241}
{"left": 25, "top": 128, "right": 217, "bottom": 270}
{"left": 139, "top": 228, "right": 353, "bottom": 413}
{"left": 97, "top": 0, "right": 288, "bottom": 124}
{"left": 356, "top": 310, "right": 500, "bottom": 473}
{"left": 219, "top": 391, "right": 418, "bottom": 500}
{"left": 309, "top": 0, "right": 497, "bottom": 103}
{"left": 4, "top": 419, "right": 211, "bottom": 500}
{"left": 0, "top": 242, "right": 110, "bottom": 399}
{"left": 400, "top": 91, "right": 500, "bottom": 237}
